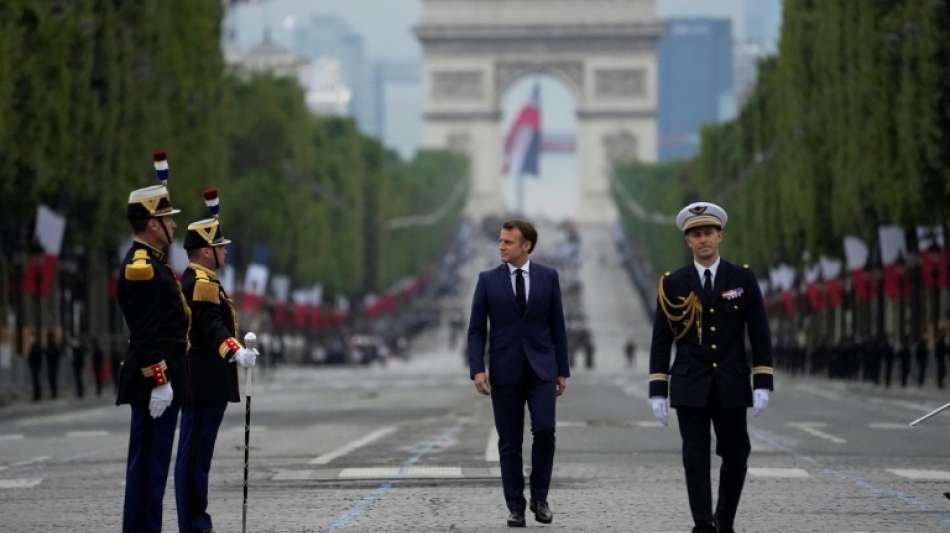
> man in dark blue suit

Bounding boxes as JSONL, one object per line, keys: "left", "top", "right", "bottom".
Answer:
{"left": 467, "top": 219, "right": 570, "bottom": 528}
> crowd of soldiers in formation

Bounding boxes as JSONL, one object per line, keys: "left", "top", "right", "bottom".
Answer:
{"left": 774, "top": 323, "right": 950, "bottom": 389}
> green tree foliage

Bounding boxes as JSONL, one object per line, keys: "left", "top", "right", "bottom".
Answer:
{"left": 0, "top": 2, "right": 467, "bottom": 315}
{"left": 615, "top": 0, "right": 950, "bottom": 277}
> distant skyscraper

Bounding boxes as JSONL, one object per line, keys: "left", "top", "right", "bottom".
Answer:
{"left": 372, "top": 60, "right": 422, "bottom": 158}
{"left": 291, "top": 15, "right": 371, "bottom": 132}
{"left": 658, "top": 18, "right": 734, "bottom": 161}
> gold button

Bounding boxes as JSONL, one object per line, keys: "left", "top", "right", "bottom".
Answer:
{"left": 734, "top": 305, "right": 739, "bottom": 310}
{"left": 710, "top": 326, "right": 717, "bottom": 332}
{"left": 710, "top": 309, "right": 715, "bottom": 314}
{"left": 713, "top": 362, "right": 718, "bottom": 368}
{"left": 712, "top": 344, "right": 718, "bottom": 350}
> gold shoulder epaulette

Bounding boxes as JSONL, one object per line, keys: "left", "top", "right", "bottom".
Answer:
{"left": 125, "top": 249, "right": 154, "bottom": 281}
{"left": 193, "top": 277, "right": 220, "bottom": 304}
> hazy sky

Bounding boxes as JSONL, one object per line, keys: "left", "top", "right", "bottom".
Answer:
{"left": 226, "top": 0, "right": 773, "bottom": 219}
{"left": 226, "top": 0, "right": 421, "bottom": 59}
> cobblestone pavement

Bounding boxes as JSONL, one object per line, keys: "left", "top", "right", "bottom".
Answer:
{"left": 2, "top": 226, "right": 949, "bottom": 532}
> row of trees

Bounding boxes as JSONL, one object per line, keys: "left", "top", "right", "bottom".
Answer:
{"left": 615, "top": 0, "right": 949, "bottom": 275}
{"left": 0, "top": 1, "right": 467, "bottom": 349}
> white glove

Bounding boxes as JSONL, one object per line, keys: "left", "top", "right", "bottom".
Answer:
{"left": 650, "top": 396, "right": 669, "bottom": 426}
{"left": 753, "top": 389, "right": 770, "bottom": 417}
{"left": 233, "top": 347, "right": 257, "bottom": 368}
{"left": 149, "top": 383, "right": 173, "bottom": 419}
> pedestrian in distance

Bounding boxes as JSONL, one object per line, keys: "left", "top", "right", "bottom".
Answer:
{"left": 91, "top": 339, "right": 105, "bottom": 398}
{"left": 117, "top": 152, "right": 191, "bottom": 533}
{"left": 624, "top": 338, "right": 636, "bottom": 368}
{"left": 28, "top": 337, "right": 43, "bottom": 402}
{"left": 898, "top": 337, "right": 912, "bottom": 388}
{"left": 175, "top": 189, "right": 256, "bottom": 533}
{"left": 467, "top": 219, "right": 570, "bottom": 527}
{"left": 915, "top": 333, "right": 930, "bottom": 388}
{"left": 649, "top": 202, "right": 773, "bottom": 533}
{"left": 71, "top": 336, "right": 87, "bottom": 399}
{"left": 935, "top": 324, "right": 947, "bottom": 389}
{"left": 880, "top": 335, "right": 895, "bottom": 388}
{"left": 45, "top": 332, "right": 61, "bottom": 399}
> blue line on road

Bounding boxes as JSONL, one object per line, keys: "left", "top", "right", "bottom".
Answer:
{"left": 327, "top": 424, "right": 463, "bottom": 532}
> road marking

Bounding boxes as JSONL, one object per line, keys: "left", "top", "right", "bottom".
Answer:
{"left": 309, "top": 426, "right": 396, "bottom": 465}
{"left": 0, "top": 456, "right": 50, "bottom": 472}
{"left": 65, "top": 430, "right": 109, "bottom": 438}
{"left": 556, "top": 420, "right": 588, "bottom": 428}
{"left": 224, "top": 425, "right": 268, "bottom": 433}
{"left": 0, "top": 478, "right": 43, "bottom": 489}
{"left": 485, "top": 427, "right": 499, "bottom": 462}
{"left": 886, "top": 469, "right": 950, "bottom": 481}
{"left": 0, "top": 434, "right": 24, "bottom": 441}
{"left": 793, "top": 383, "right": 844, "bottom": 402}
{"left": 338, "top": 466, "right": 463, "bottom": 479}
{"left": 14, "top": 406, "right": 114, "bottom": 427}
{"left": 868, "top": 422, "right": 909, "bottom": 430}
{"left": 868, "top": 397, "right": 949, "bottom": 415}
{"left": 787, "top": 422, "right": 847, "bottom": 444}
{"left": 748, "top": 467, "right": 812, "bottom": 479}
{"left": 328, "top": 424, "right": 464, "bottom": 533}
{"left": 633, "top": 420, "right": 665, "bottom": 428}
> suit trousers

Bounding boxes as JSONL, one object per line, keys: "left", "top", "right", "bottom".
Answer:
{"left": 490, "top": 356, "right": 557, "bottom": 512}
{"left": 123, "top": 402, "right": 181, "bottom": 533}
{"left": 175, "top": 403, "right": 227, "bottom": 533}
{"left": 675, "top": 385, "right": 750, "bottom": 533}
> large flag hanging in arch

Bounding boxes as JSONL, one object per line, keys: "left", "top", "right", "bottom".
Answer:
{"left": 502, "top": 83, "right": 541, "bottom": 177}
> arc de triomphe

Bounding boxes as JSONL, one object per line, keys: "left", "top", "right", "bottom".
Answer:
{"left": 416, "top": 0, "right": 661, "bottom": 222}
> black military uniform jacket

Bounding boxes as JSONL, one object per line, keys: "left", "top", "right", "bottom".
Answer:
{"left": 116, "top": 239, "right": 191, "bottom": 405}
{"left": 181, "top": 263, "right": 240, "bottom": 405}
{"left": 649, "top": 259, "right": 773, "bottom": 409}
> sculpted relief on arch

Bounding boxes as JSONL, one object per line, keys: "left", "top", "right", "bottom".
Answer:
{"left": 494, "top": 61, "right": 584, "bottom": 100}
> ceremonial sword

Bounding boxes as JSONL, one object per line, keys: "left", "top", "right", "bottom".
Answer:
{"left": 908, "top": 400, "right": 950, "bottom": 427}
{"left": 241, "top": 332, "right": 258, "bottom": 533}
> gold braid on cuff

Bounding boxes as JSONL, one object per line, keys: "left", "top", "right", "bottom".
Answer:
{"left": 657, "top": 276, "right": 704, "bottom": 345}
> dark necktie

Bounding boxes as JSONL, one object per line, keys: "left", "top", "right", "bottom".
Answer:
{"left": 703, "top": 269, "right": 713, "bottom": 302}
{"left": 515, "top": 269, "right": 526, "bottom": 314}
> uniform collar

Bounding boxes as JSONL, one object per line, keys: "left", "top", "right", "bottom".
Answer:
{"left": 189, "top": 262, "right": 218, "bottom": 279}
{"left": 693, "top": 256, "right": 720, "bottom": 281}
{"left": 507, "top": 260, "right": 531, "bottom": 275}
{"left": 133, "top": 238, "right": 165, "bottom": 262}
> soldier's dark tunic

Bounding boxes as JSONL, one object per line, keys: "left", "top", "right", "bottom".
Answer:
{"left": 117, "top": 239, "right": 191, "bottom": 533}
{"left": 175, "top": 263, "right": 240, "bottom": 533}
{"left": 117, "top": 240, "right": 191, "bottom": 405}
{"left": 179, "top": 264, "right": 239, "bottom": 405}
{"left": 649, "top": 259, "right": 773, "bottom": 533}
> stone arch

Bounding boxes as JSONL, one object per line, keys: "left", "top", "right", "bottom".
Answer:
{"left": 417, "top": 0, "right": 662, "bottom": 223}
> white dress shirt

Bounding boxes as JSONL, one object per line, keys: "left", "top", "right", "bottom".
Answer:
{"left": 507, "top": 260, "right": 531, "bottom": 302}
{"left": 693, "top": 257, "right": 721, "bottom": 288}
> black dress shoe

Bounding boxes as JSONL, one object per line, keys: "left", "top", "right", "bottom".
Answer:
{"left": 507, "top": 510, "right": 526, "bottom": 527}
{"left": 530, "top": 500, "right": 553, "bottom": 524}
{"left": 944, "top": 491, "right": 950, "bottom": 500}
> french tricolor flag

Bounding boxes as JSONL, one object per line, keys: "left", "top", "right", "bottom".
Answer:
{"left": 502, "top": 83, "right": 541, "bottom": 177}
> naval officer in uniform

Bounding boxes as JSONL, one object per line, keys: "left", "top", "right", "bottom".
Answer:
{"left": 648, "top": 202, "right": 774, "bottom": 533}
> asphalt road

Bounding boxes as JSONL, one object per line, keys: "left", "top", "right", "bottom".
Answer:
{"left": 2, "top": 226, "right": 949, "bottom": 532}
